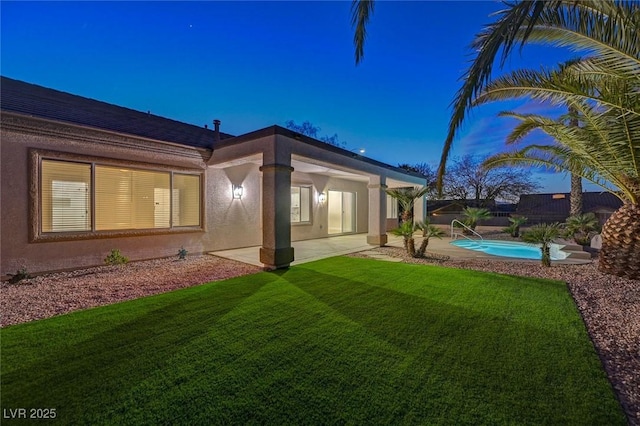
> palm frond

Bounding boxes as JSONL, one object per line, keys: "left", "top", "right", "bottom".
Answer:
{"left": 351, "top": 0, "right": 375, "bottom": 65}
{"left": 440, "top": 0, "right": 639, "bottom": 193}
{"left": 438, "top": 0, "right": 562, "bottom": 192}
{"left": 513, "top": 2, "right": 640, "bottom": 76}
{"left": 483, "top": 104, "right": 640, "bottom": 203}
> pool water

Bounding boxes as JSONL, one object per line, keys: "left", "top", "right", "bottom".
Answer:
{"left": 450, "top": 239, "right": 558, "bottom": 260}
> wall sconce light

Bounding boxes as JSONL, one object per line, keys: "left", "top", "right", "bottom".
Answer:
{"left": 232, "top": 184, "right": 244, "bottom": 199}
{"left": 318, "top": 192, "right": 327, "bottom": 204}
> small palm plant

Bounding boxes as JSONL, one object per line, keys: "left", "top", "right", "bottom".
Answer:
{"left": 391, "top": 221, "right": 417, "bottom": 256}
{"left": 387, "top": 186, "right": 429, "bottom": 257}
{"left": 414, "top": 221, "right": 446, "bottom": 258}
{"left": 563, "top": 213, "right": 600, "bottom": 246}
{"left": 462, "top": 207, "right": 492, "bottom": 231}
{"left": 386, "top": 187, "right": 429, "bottom": 223}
{"left": 504, "top": 216, "right": 527, "bottom": 238}
{"left": 521, "top": 223, "right": 561, "bottom": 267}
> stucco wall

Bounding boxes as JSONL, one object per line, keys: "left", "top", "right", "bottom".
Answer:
{"left": 204, "top": 163, "right": 262, "bottom": 250}
{"left": 1, "top": 116, "right": 212, "bottom": 276}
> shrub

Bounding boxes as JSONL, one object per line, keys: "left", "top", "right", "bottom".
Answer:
{"left": 8, "top": 267, "right": 31, "bottom": 284}
{"left": 104, "top": 249, "right": 129, "bottom": 266}
{"left": 563, "top": 213, "right": 600, "bottom": 245}
{"left": 178, "top": 247, "right": 188, "bottom": 260}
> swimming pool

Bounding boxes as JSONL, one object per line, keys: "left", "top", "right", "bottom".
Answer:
{"left": 450, "top": 239, "right": 562, "bottom": 260}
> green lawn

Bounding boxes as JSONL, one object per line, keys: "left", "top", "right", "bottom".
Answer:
{"left": 1, "top": 257, "right": 624, "bottom": 424}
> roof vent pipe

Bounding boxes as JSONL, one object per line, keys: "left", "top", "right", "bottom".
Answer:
{"left": 213, "top": 119, "right": 221, "bottom": 142}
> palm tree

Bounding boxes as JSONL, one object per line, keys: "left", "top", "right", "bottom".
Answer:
{"left": 387, "top": 186, "right": 428, "bottom": 255}
{"left": 391, "top": 220, "right": 416, "bottom": 256}
{"left": 504, "top": 216, "right": 527, "bottom": 238}
{"left": 461, "top": 207, "right": 492, "bottom": 231}
{"left": 522, "top": 223, "right": 561, "bottom": 267}
{"left": 440, "top": 0, "right": 638, "bottom": 192}
{"left": 385, "top": 187, "right": 428, "bottom": 223}
{"left": 414, "top": 220, "right": 445, "bottom": 258}
{"left": 351, "top": 0, "right": 640, "bottom": 278}
{"left": 352, "top": 1, "right": 636, "bottom": 191}
{"left": 568, "top": 106, "right": 583, "bottom": 216}
{"left": 478, "top": 62, "right": 639, "bottom": 279}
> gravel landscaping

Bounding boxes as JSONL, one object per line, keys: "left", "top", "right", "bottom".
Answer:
{"left": 0, "top": 255, "right": 261, "bottom": 328}
{"left": 1, "top": 249, "right": 638, "bottom": 424}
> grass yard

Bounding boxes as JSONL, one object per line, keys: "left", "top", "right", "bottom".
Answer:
{"left": 1, "top": 257, "right": 624, "bottom": 424}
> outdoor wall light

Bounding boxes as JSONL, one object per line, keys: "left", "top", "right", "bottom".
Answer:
{"left": 232, "top": 184, "right": 244, "bottom": 199}
{"left": 318, "top": 192, "right": 327, "bottom": 204}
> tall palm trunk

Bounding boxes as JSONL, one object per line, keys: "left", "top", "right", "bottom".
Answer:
{"left": 570, "top": 173, "right": 583, "bottom": 216}
{"left": 598, "top": 203, "right": 640, "bottom": 280}
{"left": 568, "top": 107, "right": 583, "bottom": 216}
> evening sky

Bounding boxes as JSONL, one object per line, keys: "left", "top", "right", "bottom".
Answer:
{"left": 1, "top": 1, "right": 596, "bottom": 192}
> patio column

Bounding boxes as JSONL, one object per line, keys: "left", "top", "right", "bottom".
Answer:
{"left": 414, "top": 193, "right": 426, "bottom": 223}
{"left": 259, "top": 143, "right": 294, "bottom": 269}
{"left": 367, "top": 175, "right": 388, "bottom": 246}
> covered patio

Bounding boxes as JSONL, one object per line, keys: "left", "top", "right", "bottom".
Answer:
{"left": 207, "top": 125, "right": 427, "bottom": 269}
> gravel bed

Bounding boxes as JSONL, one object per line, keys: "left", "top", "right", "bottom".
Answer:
{"left": 350, "top": 246, "right": 639, "bottom": 425}
{"left": 1, "top": 255, "right": 261, "bottom": 328}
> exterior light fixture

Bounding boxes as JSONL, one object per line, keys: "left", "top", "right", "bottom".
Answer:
{"left": 318, "top": 192, "right": 327, "bottom": 203}
{"left": 232, "top": 184, "right": 243, "bottom": 199}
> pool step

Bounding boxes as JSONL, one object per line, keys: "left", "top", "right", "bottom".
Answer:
{"left": 563, "top": 249, "right": 592, "bottom": 260}
{"left": 557, "top": 242, "right": 592, "bottom": 260}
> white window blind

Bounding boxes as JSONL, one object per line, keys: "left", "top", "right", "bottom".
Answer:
{"left": 386, "top": 194, "right": 398, "bottom": 219}
{"left": 95, "top": 166, "right": 170, "bottom": 230}
{"left": 41, "top": 160, "right": 91, "bottom": 232}
{"left": 291, "top": 186, "right": 311, "bottom": 223}
{"left": 173, "top": 174, "right": 200, "bottom": 226}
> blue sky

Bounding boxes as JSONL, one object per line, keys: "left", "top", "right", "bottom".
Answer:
{"left": 1, "top": 1, "right": 593, "bottom": 193}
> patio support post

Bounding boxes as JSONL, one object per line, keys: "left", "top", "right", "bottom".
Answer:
{"left": 414, "top": 193, "right": 426, "bottom": 223}
{"left": 367, "top": 175, "right": 388, "bottom": 246}
{"left": 259, "top": 140, "right": 294, "bottom": 269}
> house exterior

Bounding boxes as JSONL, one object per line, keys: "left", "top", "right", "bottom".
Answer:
{"left": 516, "top": 192, "right": 623, "bottom": 225}
{"left": 1, "top": 77, "right": 426, "bottom": 276}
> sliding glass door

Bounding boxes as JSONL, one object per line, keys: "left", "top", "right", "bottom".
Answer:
{"left": 328, "top": 190, "right": 356, "bottom": 235}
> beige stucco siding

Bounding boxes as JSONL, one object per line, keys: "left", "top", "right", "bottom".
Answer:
{"left": 204, "top": 164, "right": 262, "bottom": 251}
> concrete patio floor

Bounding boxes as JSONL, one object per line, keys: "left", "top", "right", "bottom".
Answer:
{"left": 211, "top": 232, "right": 593, "bottom": 267}
{"left": 211, "top": 234, "right": 380, "bottom": 267}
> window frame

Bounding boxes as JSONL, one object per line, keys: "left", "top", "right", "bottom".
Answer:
{"left": 30, "top": 149, "right": 204, "bottom": 242}
{"left": 290, "top": 184, "right": 312, "bottom": 225}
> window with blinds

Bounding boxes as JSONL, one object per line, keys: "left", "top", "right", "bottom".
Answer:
{"left": 173, "top": 174, "right": 200, "bottom": 227}
{"left": 386, "top": 194, "right": 398, "bottom": 219}
{"left": 42, "top": 160, "right": 91, "bottom": 232}
{"left": 291, "top": 186, "right": 311, "bottom": 223}
{"left": 95, "top": 166, "right": 171, "bottom": 230}
{"left": 40, "top": 159, "right": 201, "bottom": 234}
